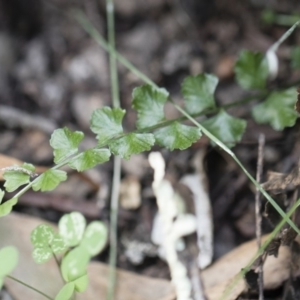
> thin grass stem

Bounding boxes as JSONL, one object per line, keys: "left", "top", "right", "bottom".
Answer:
{"left": 105, "top": 1, "right": 122, "bottom": 300}
{"left": 6, "top": 275, "right": 53, "bottom": 300}
{"left": 74, "top": 11, "right": 156, "bottom": 87}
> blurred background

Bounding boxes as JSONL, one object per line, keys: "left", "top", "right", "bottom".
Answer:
{"left": 0, "top": 0, "right": 300, "bottom": 298}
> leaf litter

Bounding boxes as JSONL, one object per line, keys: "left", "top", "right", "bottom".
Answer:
{"left": 1, "top": 1, "right": 300, "bottom": 299}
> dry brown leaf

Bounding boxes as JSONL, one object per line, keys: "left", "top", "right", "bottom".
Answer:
{"left": 262, "top": 165, "right": 300, "bottom": 192}
{"left": 265, "top": 238, "right": 281, "bottom": 257}
{"left": 0, "top": 212, "right": 175, "bottom": 300}
{"left": 281, "top": 228, "right": 298, "bottom": 246}
{"left": 0, "top": 153, "right": 47, "bottom": 180}
{"left": 202, "top": 235, "right": 300, "bottom": 300}
{"left": 204, "top": 279, "right": 244, "bottom": 300}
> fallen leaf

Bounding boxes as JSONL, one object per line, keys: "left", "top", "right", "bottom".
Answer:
{"left": 202, "top": 235, "right": 300, "bottom": 300}
{"left": 262, "top": 164, "right": 300, "bottom": 192}
{"left": 0, "top": 212, "right": 175, "bottom": 300}
{"left": 281, "top": 227, "right": 298, "bottom": 246}
{"left": 265, "top": 238, "right": 281, "bottom": 257}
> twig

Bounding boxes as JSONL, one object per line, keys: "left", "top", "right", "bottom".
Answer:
{"left": 255, "top": 133, "right": 265, "bottom": 300}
